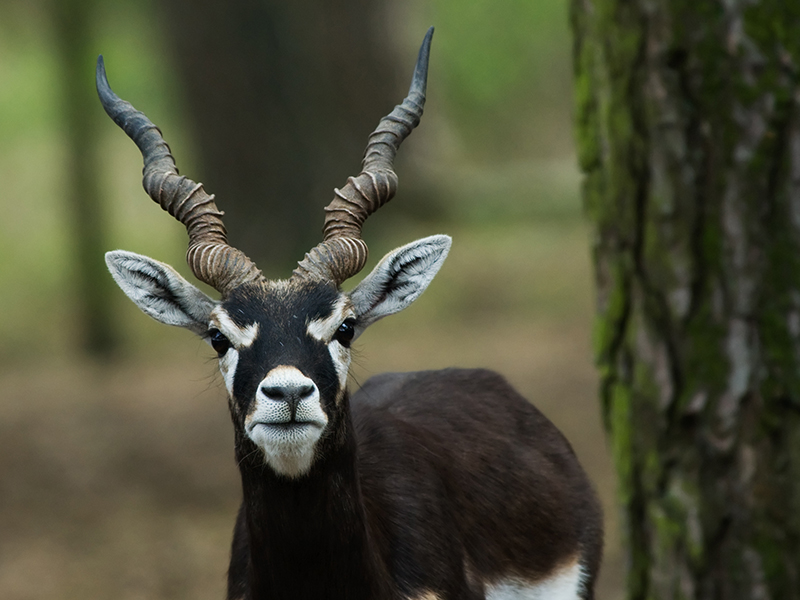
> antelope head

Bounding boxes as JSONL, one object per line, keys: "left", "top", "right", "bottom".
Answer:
{"left": 99, "top": 28, "right": 449, "bottom": 478}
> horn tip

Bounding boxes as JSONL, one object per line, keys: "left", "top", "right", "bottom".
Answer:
{"left": 95, "top": 54, "right": 118, "bottom": 113}
{"left": 411, "top": 27, "right": 434, "bottom": 97}
{"left": 96, "top": 55, "right": 107, "bottom": 86}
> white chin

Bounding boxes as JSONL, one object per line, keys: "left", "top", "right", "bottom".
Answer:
{"left": 247, "top": 423, "right": 324, "bottom": 478}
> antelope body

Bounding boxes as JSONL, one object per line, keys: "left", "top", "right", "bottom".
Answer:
{"left": 97, "top": 28, "right": 603, "bottom": 600}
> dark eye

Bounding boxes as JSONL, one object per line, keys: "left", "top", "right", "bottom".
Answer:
{"left": 333, "top": 319, "right": 356, "bottom": 347}
{"left": 208, "top": 328, "right": 232, "bottom": 357}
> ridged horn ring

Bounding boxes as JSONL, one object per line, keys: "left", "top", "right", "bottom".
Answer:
{"left": 293, "top": 26, "right": 433, "bottom": 285}
{"left": 96, "top": 56, "right": 263, "bottom": 296}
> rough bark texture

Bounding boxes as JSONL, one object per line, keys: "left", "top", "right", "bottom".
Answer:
{"left": 572, "top": 0, "right": 800, "bottom": 597}
{"left": 157, "top": 0, "right": 401, "bottom": 274}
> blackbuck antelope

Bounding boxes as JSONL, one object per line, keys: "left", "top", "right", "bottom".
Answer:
{"left": 97, "top": 28, "right": 602, "bottom": 600}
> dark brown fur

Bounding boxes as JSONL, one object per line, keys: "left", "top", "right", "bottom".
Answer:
{"left": 226, "top": 368, "right": 602, "bottom": 600}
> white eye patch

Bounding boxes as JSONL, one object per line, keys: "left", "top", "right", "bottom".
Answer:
{"left": 210, "top": 307, "right": 259, "bottom": 348}
{"left": 218, "top": 348, "right": 239, "bottom": 396}
{"left": 305, "top": 296, "right": 353, "bottom": 390}
{"left": 209, "top": 308, "right": 259, "bottom": 397}
{"left": 306, "top": 296, "right": 353, "bottom": 343}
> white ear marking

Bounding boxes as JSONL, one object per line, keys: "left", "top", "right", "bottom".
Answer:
{"left": 105, "top": 250, "right": 218, "bottom": 335}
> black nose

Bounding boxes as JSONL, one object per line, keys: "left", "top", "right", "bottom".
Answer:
{"left": 261, "top": 383, "right": 315, "bottom": 411}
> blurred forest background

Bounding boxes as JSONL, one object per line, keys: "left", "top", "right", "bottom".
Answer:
{"left": 0, "top": 0, "right": 623, "bottom": 598}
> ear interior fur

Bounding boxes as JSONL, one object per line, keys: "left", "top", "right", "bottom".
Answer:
{"left": 105, "top": 250, "right": 218, "bottom": 335}
{"left": 349, "top": 235, "right": 451, "bottom": 336}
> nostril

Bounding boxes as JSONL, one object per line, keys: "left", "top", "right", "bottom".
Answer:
{"left": 261, "top": 385, "right": 287, "bottom": 401}
{"left": 261, "top": 383, "right": 315, "bottom": 402}
{"left": 297, "top": 383, "right": 315, "bottom": 399}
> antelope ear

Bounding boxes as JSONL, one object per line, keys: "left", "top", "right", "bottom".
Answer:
{"left": 105, "top": 250, "right": 218, "bottom": 335}
{"left": 348, "top": 235, "right": 451, "bottom": 336}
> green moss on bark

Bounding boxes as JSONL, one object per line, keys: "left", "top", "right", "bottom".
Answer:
{"left": 573, "top": 0, "right": 800, "bottom": 597}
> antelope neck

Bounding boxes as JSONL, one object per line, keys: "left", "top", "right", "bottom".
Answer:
{"left": 237, "top": 406, "right": 390, "bottom": 600}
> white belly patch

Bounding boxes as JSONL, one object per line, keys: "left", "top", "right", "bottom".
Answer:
{"left": 485, "top": 561, "right": 586, "bottom": 600}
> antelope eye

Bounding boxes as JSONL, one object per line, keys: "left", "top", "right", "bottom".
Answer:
{"left": 208, "top": 328, "right": 232, "bottom": 357}
{"left": 333, "top": 318, "right": 356, "bottom": 347}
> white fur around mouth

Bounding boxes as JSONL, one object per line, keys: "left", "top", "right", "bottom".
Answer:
{"left": 249, "top": 421, "right": 324, "bottom": 435}
{"left": 247, "top": 418, "right": 326, "bottom": 478}
{"left": 245, "top": 366, "right": 328, "bottom": 478}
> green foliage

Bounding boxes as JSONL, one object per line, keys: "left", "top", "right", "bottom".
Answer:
{"left": 417, "top": 0, "right": 574, "bottom": 160}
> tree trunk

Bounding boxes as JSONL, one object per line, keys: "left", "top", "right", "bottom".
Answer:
{"left": 572, "top": 0, "right": 800, "bottom": 597}
{"left": 157, "top": 0, "right": 401, "bottom": 274}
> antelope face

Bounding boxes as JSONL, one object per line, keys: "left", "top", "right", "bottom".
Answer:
{"left": 106, "top": 235, "right": 451, "bottom": 478}
{"left": 211, "top": 281, "right": 350, "bottom": 476}
{"left": 97, "top": 27, "right": 439, "bottom": 477}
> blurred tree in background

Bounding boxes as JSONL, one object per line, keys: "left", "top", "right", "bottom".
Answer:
{"left": 574, "top": 0, "right": 800, "bottom": 597}
{"left": 52, "top": 0, "right": 118, "bottom": 356}
{"left": 157, "top": 0, "right": 402, "bottom": 273}
{"left": 152, "top": 0, "right": 577, "bottom": 272}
